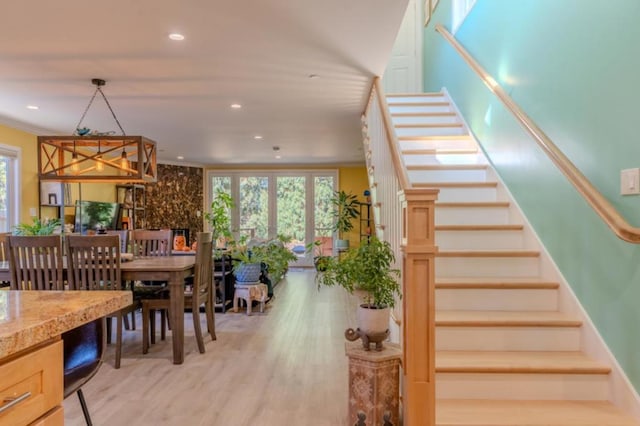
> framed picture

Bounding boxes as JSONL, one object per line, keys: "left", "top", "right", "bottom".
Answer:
{"left": 424, "top": 0, "right": 431, "bottom": 26}
{"left": 40, "top": 182, "right": 62, "bottom": 205}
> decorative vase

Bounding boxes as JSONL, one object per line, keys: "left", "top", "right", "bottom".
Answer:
{"left": 234, "top": 262, "right": 261, "bottom": 283}
{"left": 356, "top": 304, "right": 390, "bottom": 336}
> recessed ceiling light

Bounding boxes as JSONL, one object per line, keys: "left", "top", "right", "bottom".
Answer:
{"left": 169, "top": 33, "right": 185, "bottom": 41}
{"left": 26, "top": 105, "right": 39, "bottom": 110}
{"left": 254, "top": 135, "right": 263, "bottom": 140}
{"left": 231, "top": 103, "right": 242, "bottom": 109}
{"left": 177, "top": 156, "right": 184, "bottom": 160}
{"left": 308, "top": 74, "right": 320, "bottom": 79}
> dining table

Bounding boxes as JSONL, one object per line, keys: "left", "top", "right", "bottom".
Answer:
{"left": 0, "top": 255, "right": 196, "bottom": 365}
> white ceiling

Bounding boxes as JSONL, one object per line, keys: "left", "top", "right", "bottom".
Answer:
{"left": 0, "top": 0, "right": 408, "bottom": 166}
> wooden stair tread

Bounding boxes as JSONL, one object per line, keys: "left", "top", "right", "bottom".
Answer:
{"left": 402, "top": 148, "right": 479, "bottom": 155}
{"left": 387, "top": 92, "right": 443, "bottom": 97}
{"left": 436, "top": 351, "right": 610, "bottom": 374}
{"left": 399, "top": 134, "right": 471, "bottom": 140}
{"left": 436, "top": 399, "right": 639, "bottom": 425}
{"left": 408, "top": 164, "right": 488, "bottom": 170}
{"left": 438, "top": 250, "right": 540, "bottom": 258}
{"left": 387, "top": 101, "right": 450, "bottom": 106}
{"left": 436, "top": 310, "right": 582, "bottom": 327}
{"left": 436, "top": 201, "right": 510, "bottom": 208}
{"left": 436, "top": 224, "right": 524, "bottom": 231}
{"left": 391, "top": 111, "right": 457, "bottom": 117}
{"left": 436, "top": 280, "right": 559, "bottom": 289}
{"left": 414, "top": 182, "right": 497, "bottom": 188}
{"left": 396, "top": 123, "right": 463, "bottom": 128}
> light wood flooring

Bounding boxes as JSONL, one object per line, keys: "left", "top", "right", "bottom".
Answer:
{"left": 64, "top": 270, "right": 355, "bottom": 426}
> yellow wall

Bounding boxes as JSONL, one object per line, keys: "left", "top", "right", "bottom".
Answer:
{"left": 0, "top": 124, "right": 38, "bottom": 222}
{"left": 0, "top": 124, "right": 117, "bottom": 226}
{"left": 338, "top": 166, "right": 370, "bottom": 248}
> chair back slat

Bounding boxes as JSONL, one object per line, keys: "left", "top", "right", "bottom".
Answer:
{"left": 66, "top": 235, "right": 121, "bottom": 291}
{"left": 7, "top": 235, "right": 64, "bottom": 290}
{"left": 192, "top": 232, "right": 213, "bottom": 310}
{"left": 129, "top": 229, "right": 172, "bottom": 257}
{"left": 0, "top": 232, "right": 10, "bottom": 262}
{"left": 105, "top": 230, "right": 129, "bottom": 254}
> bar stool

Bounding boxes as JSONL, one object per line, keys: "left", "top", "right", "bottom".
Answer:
{"left": 233, "top": 281, "right": 268, "bottom": 315}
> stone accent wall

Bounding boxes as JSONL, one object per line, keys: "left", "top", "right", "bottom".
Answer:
{"left": 144, "top": 164, "right": 203, "bottom": 245}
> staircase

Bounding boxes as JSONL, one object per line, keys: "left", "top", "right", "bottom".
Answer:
{"left": 386, "top": 92, "right": 639, "bottom": 425}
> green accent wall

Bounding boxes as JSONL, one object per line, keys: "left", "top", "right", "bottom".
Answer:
{"left": 424, "top": 0, "right": 640, "bottom": 391}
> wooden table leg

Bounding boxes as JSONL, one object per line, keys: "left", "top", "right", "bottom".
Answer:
{"left": 169, "top": 270, "right": 185, "bottom": 364}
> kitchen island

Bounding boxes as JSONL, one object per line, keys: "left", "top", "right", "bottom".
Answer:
{"left": 0, "top": 290, "right": 132, "bottom": 425}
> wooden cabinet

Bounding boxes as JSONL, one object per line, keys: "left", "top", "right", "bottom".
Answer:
{"left": 116, "top": 184, "right": 146, "bottom": 230}
{"left": 0, "top": 340, "right": 63, "bottom": 426}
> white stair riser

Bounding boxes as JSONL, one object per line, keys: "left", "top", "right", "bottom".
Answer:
{"left": 395, "top": 126, "right": 467, "bottom": 137}
{"left": 430, "top": 187, "right": 497, "bottom": 202}
{"left": 408, "top": 169, "right": 487, "bottom": 183}
{"left": 436, "top": 373, "right": 609, "bottom": 401}
{"left": 402, "top": 153, "right": 484, "bottom": 166}
{"left": 391, "top": 115, "right": 460, "bottom": 125}
{"left": 399, "top": 138, "right": 476, "bottom": 151}
{"left": 389, "top": 105, "right": 453, "bottom": 114}
{"left": 436, "top": 229, "right": 524, "bottom": 249}
{"left": 437, "top": 326, "right": 581, "bottom": 351}
{"left": 436, "top": 257, "right": 540, "bottom": 278}
{"left": 437, "top": 288, "right": 558, "bottom": 311}
{"left": 387, "top": 95, "right": 447, "bottom": 104}
{"left": 435, "top": 207, "right": 509, "bottom": 226}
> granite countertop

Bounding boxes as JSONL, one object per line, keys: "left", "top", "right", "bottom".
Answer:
{"left": 0, "top": 290, "right": 132, "bottom": 359}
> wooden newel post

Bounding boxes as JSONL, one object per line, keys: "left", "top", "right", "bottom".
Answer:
{"left": 346, "top": 342, "right": 402, "bottom": 425}
{"left": 400, "top": 188, "right": 438, "bottom": 426}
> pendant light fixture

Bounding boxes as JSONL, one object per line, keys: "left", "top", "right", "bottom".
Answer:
{"left": 37, "top": 78, "right": 157, "bottom": 183}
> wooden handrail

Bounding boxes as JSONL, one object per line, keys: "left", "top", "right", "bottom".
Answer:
{"left": 435, "top": 24, "right": 640, "bottom": 244}
{"left": 368, "top": 77, "right": 411, "bottom": 190}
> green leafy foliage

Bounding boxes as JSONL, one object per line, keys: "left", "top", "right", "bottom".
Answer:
{"left": 205, "top": 191, "right": 234, "bottom": 241}
{"left": 13, "top": 217, "right": 62, "bottom": 236}
{"left": 332, "top": 190, "right": 359, "bottom": 236}
{"left": 317, "top": 237, "right": 401, "bottom": 308}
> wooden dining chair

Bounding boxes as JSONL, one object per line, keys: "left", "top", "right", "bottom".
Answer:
{"left": 129, "top": 229, "right": 173, "bottom": 342}
{"left": 129, "top": 229, "right": 172, "bottom": 257}
{"left": 65, "top": 234, "right": 133, "bottom": 370}
{"left": 7, "top": 235, "right": 64, "bottom": 290}
{"left": 142, "top": 232, "right": 215, "bottom": 355}
{"left": 0, "top": 232, "right": 11, "bottom": 287}
{"left": 6, "top": 234, "right": 105, "bottom": 425}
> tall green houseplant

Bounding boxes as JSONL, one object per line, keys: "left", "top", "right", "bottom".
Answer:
{"left": 332, "top": 190, "right": 359, "bottom": 250}
{"left": 205, "top": 191, "right": 234, "bottom": 245}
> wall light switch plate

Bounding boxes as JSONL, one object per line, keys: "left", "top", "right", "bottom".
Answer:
{"left": 29, "top": 207, "right": 37, "bottom": 217}
{"left": 620, "top": 168, "right": 640, "bottom": 195}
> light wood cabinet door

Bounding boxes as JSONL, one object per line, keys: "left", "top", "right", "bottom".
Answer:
{"left": 0, "top": 340, "right": 63, "bottom": 426}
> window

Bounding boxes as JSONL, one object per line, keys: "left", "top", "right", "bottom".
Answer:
{"left": 452, "top": 0, "right": 477, "bottom": 34}
{"left": 0, "top": 145, "right": 20, "bottom": 232}
{"left": 206, "top": 170, "right": 337, "bottom": 266}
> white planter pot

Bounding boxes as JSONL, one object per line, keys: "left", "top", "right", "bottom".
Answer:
{"left": 356, "top": 304, "right": 390, "bottom": 336}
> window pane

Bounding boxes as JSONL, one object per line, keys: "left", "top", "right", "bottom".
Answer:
{"left": 277, "top": 176, "right": 306, "bottom": 257}
{"left": 0, "top": 157, "right": 9, "bottom": 232}
{"left": 314, "top": 176, "right": 334, "bottom": 256}
{"left": 239, "top": 176, "right": 268, "bottom": 240}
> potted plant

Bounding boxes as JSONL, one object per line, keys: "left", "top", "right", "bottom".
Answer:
{"left": 305, "top": 239, "right": 331, "bottom": 272}
{"left": 317, "top": 236, "right": 401, "bottom": 337}
{"left": 205, "top": 191, "right": 234, "bottom": 248}
{"left": 331, "top": 190, "right": 359, "bottom": 251}
{"left": 229, "top": 236, "right": 263, "bottom": 284}
{"left": 13, "top": 217, "right": 62, "bottom": 236}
